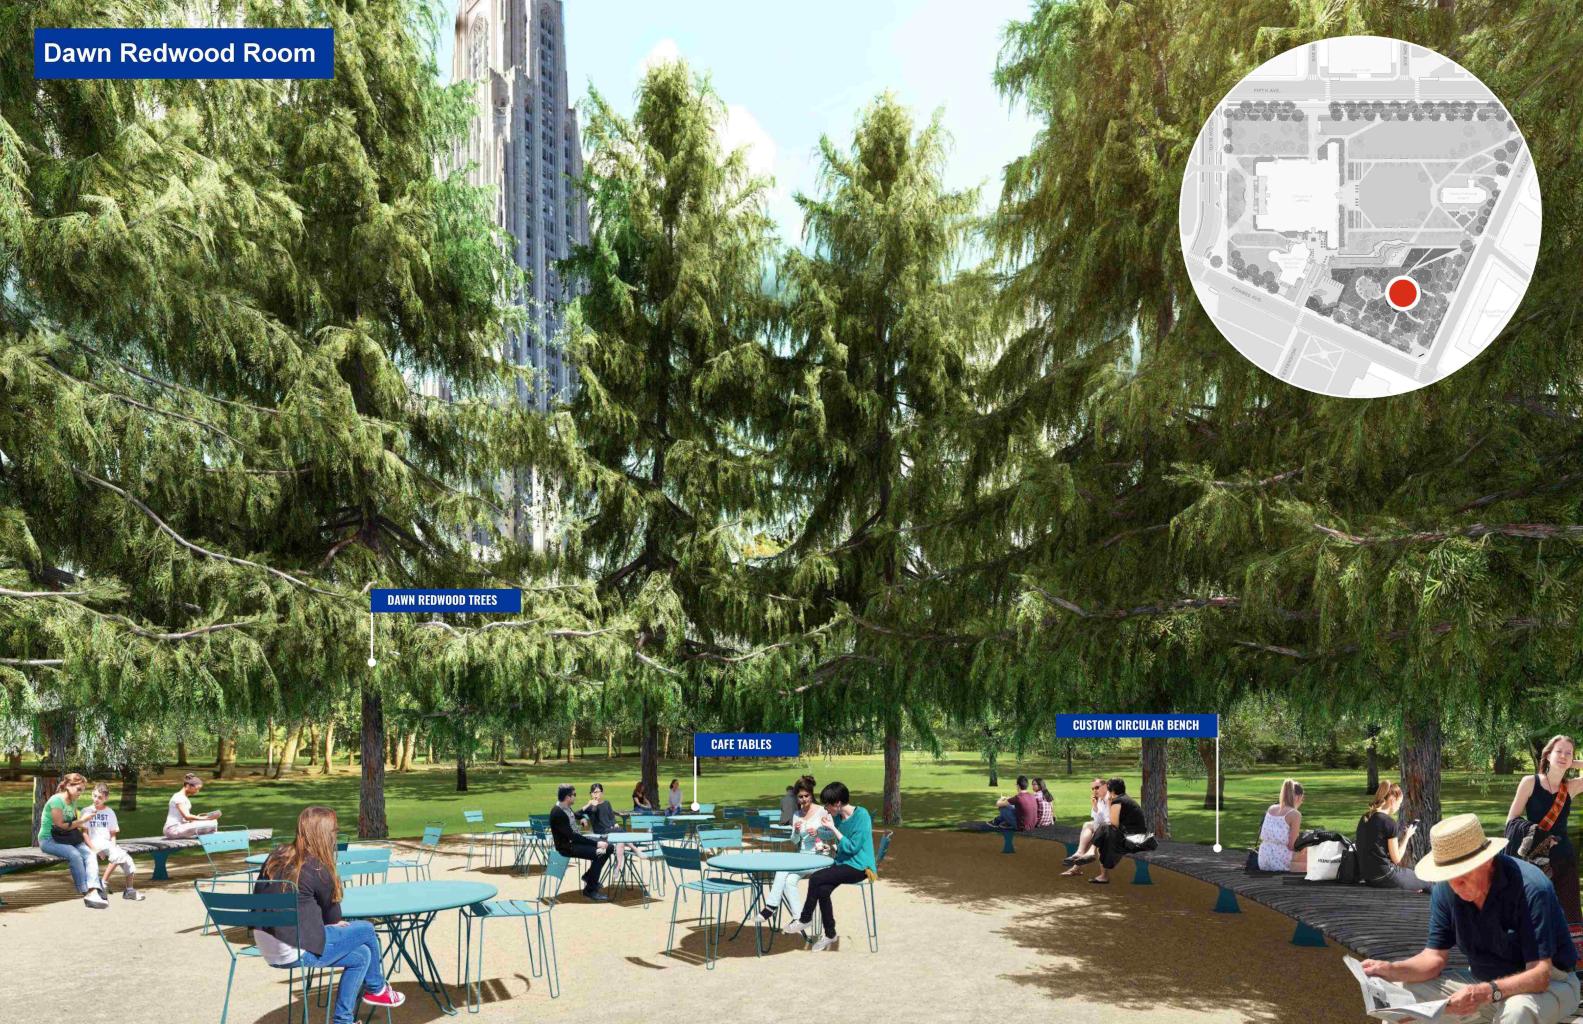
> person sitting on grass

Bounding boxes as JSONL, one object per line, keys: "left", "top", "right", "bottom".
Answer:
{"left": 1073, "top": 778, "right": 1150, "bottom": 884}
{"left": 791, "top": 781, "right": 875, "bottom": 951}
{"left": 988, "top": 775, "right": 1040, "bottom": 831}
{"left": 38, "top": 772, "right": 108, "bottom": 909}
{"left": 1357, "top": 781, "right": 1427, "bottom": 893}
{"left": 1256, "top": 778, "right": 1307, "bottom": 873}
{"left": 162, "top": 772, "right": 222, "bottom": 839}
{"left": 1032, "top": 777, "right": 1055, "bottom": 828}
{"left": 552, "top": 784, "right": 613, "bottom": 901}
{"left": 253, "top": 806, "right": 406, "bottom": 1023}
{"left": 666, "top": 778, "right": 682, "bottom": 816}
{"left": 1061, "top": 778, "right": 1110, "bottom": 877}
{"left": 1360, "top": 813, "right": 1579, "bottom": 1023}
{"left": 758, "top": 776, "right": 831, "bottom": 929}
{"left": 631, "top": 780, "right": 656, "bottom": 814}
{"left": 84, "top": 782, "right": 144, "bottom": 901}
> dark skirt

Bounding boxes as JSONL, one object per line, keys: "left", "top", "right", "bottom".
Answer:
{"left": 1094, "top": 825, "right": 1154, "bottom": 869}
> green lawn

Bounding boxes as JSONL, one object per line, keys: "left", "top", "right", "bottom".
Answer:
{"left": 0, "top": 752, "right": 1530, "bottom": 849}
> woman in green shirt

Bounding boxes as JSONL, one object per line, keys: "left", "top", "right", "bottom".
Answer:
{"left": 37, "top": 772, "right": 107, "bottom": 909}
{"left": 792, "top": 781, "right": 876, "bottom": 951}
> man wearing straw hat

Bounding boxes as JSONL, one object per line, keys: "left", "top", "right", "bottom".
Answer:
{"left": 1360, "top": 813, "right": 1580, "bottom": 1022}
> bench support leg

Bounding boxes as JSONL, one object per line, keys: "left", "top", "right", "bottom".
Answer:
{"left": 1001, "top": 831, "right": 1015, "bottom": 854}
{"left": 1291, "top": 922, "right": 1327, "bottom": 947}
{"left": 1131, "top": 859, "right": 1152, "bottom": 885}
{"left": 151, "top": 850, "right": 171, "bottom": 881}
{"left": 1213, "top": 886, "right": 1241, "bottom": 913}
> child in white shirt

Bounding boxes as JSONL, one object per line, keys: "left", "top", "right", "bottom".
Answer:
{"left": 85, "top": 783, "right": 144, "bottom": 901}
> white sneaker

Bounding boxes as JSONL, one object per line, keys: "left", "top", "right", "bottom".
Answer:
{"left": 809, "top": 933, "right": 837, "bottom": 952}
{"left": 83, "top": 890, "right": 108, "bottom": 909}
{"left": 784, "top": 918, "right": 812, "bottom": 937}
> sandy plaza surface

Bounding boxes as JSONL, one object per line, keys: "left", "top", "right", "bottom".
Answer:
{"left": 0, "top": 828, "right": 1364, "bottom": 1024}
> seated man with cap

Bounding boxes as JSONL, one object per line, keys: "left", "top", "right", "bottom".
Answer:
{"left": 1360, "top": 812, "right": 1581, "bottom": 1023}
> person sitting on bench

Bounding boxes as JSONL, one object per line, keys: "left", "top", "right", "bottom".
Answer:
{"left": 551, "top": 784, "right": 613, "bottom": 901}
{"left": 163, "top": 773, "right": 222, "bottom": 839}
{"left": 1360, "top": 813, "right": 1580, "bottom": 1023}
{"left": 1357, "top": 781, "right": 1427, "bottom": 892}
{"left": 1062, "top": 778, "right": 1111, "bottom": 876}
{"left": 988, "top": 775, "right": 1039, "bottom": 831}
{"left": 1256, "top": 778, "right": 1307, "bottom": 873}
{"left": 1071, "top": 778, "right": 1149, "bottom": 884}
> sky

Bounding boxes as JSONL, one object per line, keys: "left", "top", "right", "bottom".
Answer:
{"left": 435, "top": 0, "right": 1040, "bottom": 242}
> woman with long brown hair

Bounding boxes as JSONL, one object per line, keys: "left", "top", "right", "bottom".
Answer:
{"left": 1355, "top": 782, "right": 1427, "bottom": 892}
{"left": 253, "top": 806, "right": 404, "bottom": 1021}
{"left": 1505, "top": 734, "right": 1583, "bottom": 922}
{"left": 37, "top": 771, "right": 108, "bottom": 908}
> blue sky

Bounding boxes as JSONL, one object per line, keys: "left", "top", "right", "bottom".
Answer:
{"left": 436, "top": 0, "right": 1039, "bottom": 242}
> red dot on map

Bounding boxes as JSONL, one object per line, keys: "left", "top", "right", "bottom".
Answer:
{"left": 1387, "top": 277, "right": 1419, "bottom": 310}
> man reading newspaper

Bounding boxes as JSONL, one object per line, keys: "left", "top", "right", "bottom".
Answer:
{"left": 1359, "top": 813, "right": 1580, "bottom": 1023}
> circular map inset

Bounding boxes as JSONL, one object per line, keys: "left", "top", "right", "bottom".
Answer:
{"left": 1179, "top": 36, "right": 1541, "bottom": 398}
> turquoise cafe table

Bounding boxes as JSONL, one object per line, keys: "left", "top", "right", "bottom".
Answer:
{"left": 340, "top": 880, "right": 497, "bottom": 1016}
{"left": 706, "top": 851, "right": 831, "bottom": 954}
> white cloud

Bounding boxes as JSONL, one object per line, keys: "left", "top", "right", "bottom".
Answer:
{"left": 722, "top": 103, "right": 777, "bottom": 181}
{"left": 638, "top": 37, "right": 680, "bottom": 75}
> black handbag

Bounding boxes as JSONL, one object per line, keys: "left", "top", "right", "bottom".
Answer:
{"left": 49, "top": 822, "right": 84, "bottom": 846}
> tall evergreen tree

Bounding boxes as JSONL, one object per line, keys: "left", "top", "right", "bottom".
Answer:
{"left": 777, "top": 94, "right": 987, "bottom": 825}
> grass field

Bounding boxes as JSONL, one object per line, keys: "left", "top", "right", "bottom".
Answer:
{"left": 0, "top": 750, "right": 1531, "bottom": 849}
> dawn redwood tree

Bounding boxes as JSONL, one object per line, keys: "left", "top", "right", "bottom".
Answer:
{"left": 561, "top": 59, "right": 783, "bottom": 806}
{"left": 0, "top": 0, "right": 553, "bottom": 839}
{"left": 776, "top": 94, "right": 987, "bottom": 826}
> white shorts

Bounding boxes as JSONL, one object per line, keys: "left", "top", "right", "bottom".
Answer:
{"left": 91, "top": 842, "right": 135, "bottom": 874}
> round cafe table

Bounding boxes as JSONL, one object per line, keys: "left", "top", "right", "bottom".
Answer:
{"left": 340, "top": 880, "right": 497, "bottom": 1017}
{"left": 495, "top": 821, "right": 540, "bottom": 874}
{"left": 597, "top": 832, "right": 656, "bottom": 898}
{"left": 706, "top": 851, "right": 832, "bottom": 954}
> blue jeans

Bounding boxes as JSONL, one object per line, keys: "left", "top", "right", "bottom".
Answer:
{"left": 994, "top": 805, "right": 1019, "bottom": 829}
{"left": 294, "top": 921, "right": 387, "bottom": 1024}
{"left": 40, "top": 837, "right": 98, "bottom": 893}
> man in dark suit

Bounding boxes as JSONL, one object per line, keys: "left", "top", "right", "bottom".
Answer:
{"left": 551, "top": 783, "right": 614, "bottom": 901}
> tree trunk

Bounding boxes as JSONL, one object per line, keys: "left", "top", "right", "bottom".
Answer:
{"left": 276, "top": 722, "right": 304, "bottom": 778}
{"left": 456, "top": 752, "right": 469, "bottom": 792}
{"left": 1198, "top": 738, "right": 1223, "bottom": 810}
{"left": 119, "top": 761, "right": 140, "bottom": 812}
{"left": 1400, "top": 703, "right": 1443, "bottom": 862}
{"left": 399, "top": 732, "right": 415, "bottom": 772}
{"left": 1140, "top": 737, "right": 1170, "bottom": 840}
{"left": 640, "top": 718, "right": 659, "bottom": 806}
{"left": 1366, "top": 737, "right": 1380, "bottom": 794}
{"left": 320, "top": 724, "right": 335, "bottom": 776}
{"left": 214, "top": 735, "right": 237, "bottom": 779}
{"left": 1493, "top": 743, "right": 1513, "bottom": 776}
{"left": 264, "top": 717, "right": 276, "bottom": 776}
{"left": 1065, "top": 741, "right": 1074, "bottom": 776}
{"left": 606, "top": 729, "right": 615, "bottom": 759}
{"left": 882, "top": 720, "right": 902, "bottom": 827}
{"left": 567, "top": 724, "right": 576, "bottom": 763}
{"left": 555, "top": 740, "right": 563, "bottom": 760}
{"left": 662, "top": 727, "right": 670, "bottom": 759}
{"left": 4, "top": 749, "right": 21, "bottom": 779}
{"left": 531, "top": 738, "right": 542, "bottom": 765}
{"left": 359, "top": 687, "right": 388, "bottom": 839}
{"left": 176, "top": 740, "right": 188, "bottom": 767}
{"left": 31, "top": 715, "right": 73, "bottom": 848}
{"left": 303, "top": 726, "right": 317, "bottom": 765}
{"left": 987, "top": 747, "right": 998, "bottom": 788}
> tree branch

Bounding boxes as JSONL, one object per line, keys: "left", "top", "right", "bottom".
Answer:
{"left": 1315, "top": 522, "right": 1583, "bottom": 546}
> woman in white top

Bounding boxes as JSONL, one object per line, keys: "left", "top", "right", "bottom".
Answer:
{"left": 666, "top": 778, "right": 682, "bottom": 816}
{"left": 1060, "top": 778, "right": 1110, "bottom": 876}
{"left": 759, "top": 776, "right": 832, "bottom": 929}
{"left": 1256, "top": 778, "right": 1307, "bottom": 872}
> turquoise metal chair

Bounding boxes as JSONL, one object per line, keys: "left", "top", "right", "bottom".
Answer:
{"left": 458, "top": 850, "right": 569, "bottom": 1008}
{"left": 196, "top": 876, "right": 310, "bottom": 1024}
{"left": 392, "top": 823, "right": 444, "bottom": 881}
{"left": 658, "top": 844, "right": 754, "bottom": 970}
{"left": 696, "top": 828, "right": 744, "bottom": 855}
{"left": 462, "top": 810, "right": 509, "bottom": 869}
{"left": 336, "top": 846, "right": 391, "bottom": 886}
{"left": 857, "top": 831, "right": 893, "bottom": 952}
{"left": 198, "top": 829, "right": 255, "bottom": 934}
{"left": 756, "top": 808, "right": 781, "bottom": 819}
{"left": 747, "top": 814, "right": 794, "bottom": 846}
{"left": 721, "top": 807, "right": 748, "bottom": 821}
{"left": 696, "top": 803, "right": 715, "bottom": 813}
{"left": 641, "top": 823, "right": 688, "bottom": 896}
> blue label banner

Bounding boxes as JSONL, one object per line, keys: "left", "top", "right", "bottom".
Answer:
{"left": 692, "top": 733, "right": 800, "bottom": 758}
{"left": 370, "top": 589, "right": 522, "bottom": 614}
{"left": 1056, "top": 714, "right": 1219, "bottom": 739}
{"left": 35, "top": 29, "right": 334, "bottom": 79}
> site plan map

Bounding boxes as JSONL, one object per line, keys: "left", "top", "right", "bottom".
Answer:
{"left": 1180, "top": 36, "right": 1542, "bottom": 397}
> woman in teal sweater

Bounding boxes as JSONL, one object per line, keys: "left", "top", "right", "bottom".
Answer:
{"left": 793, "top": 781, "right": 875, "bottom": 951}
